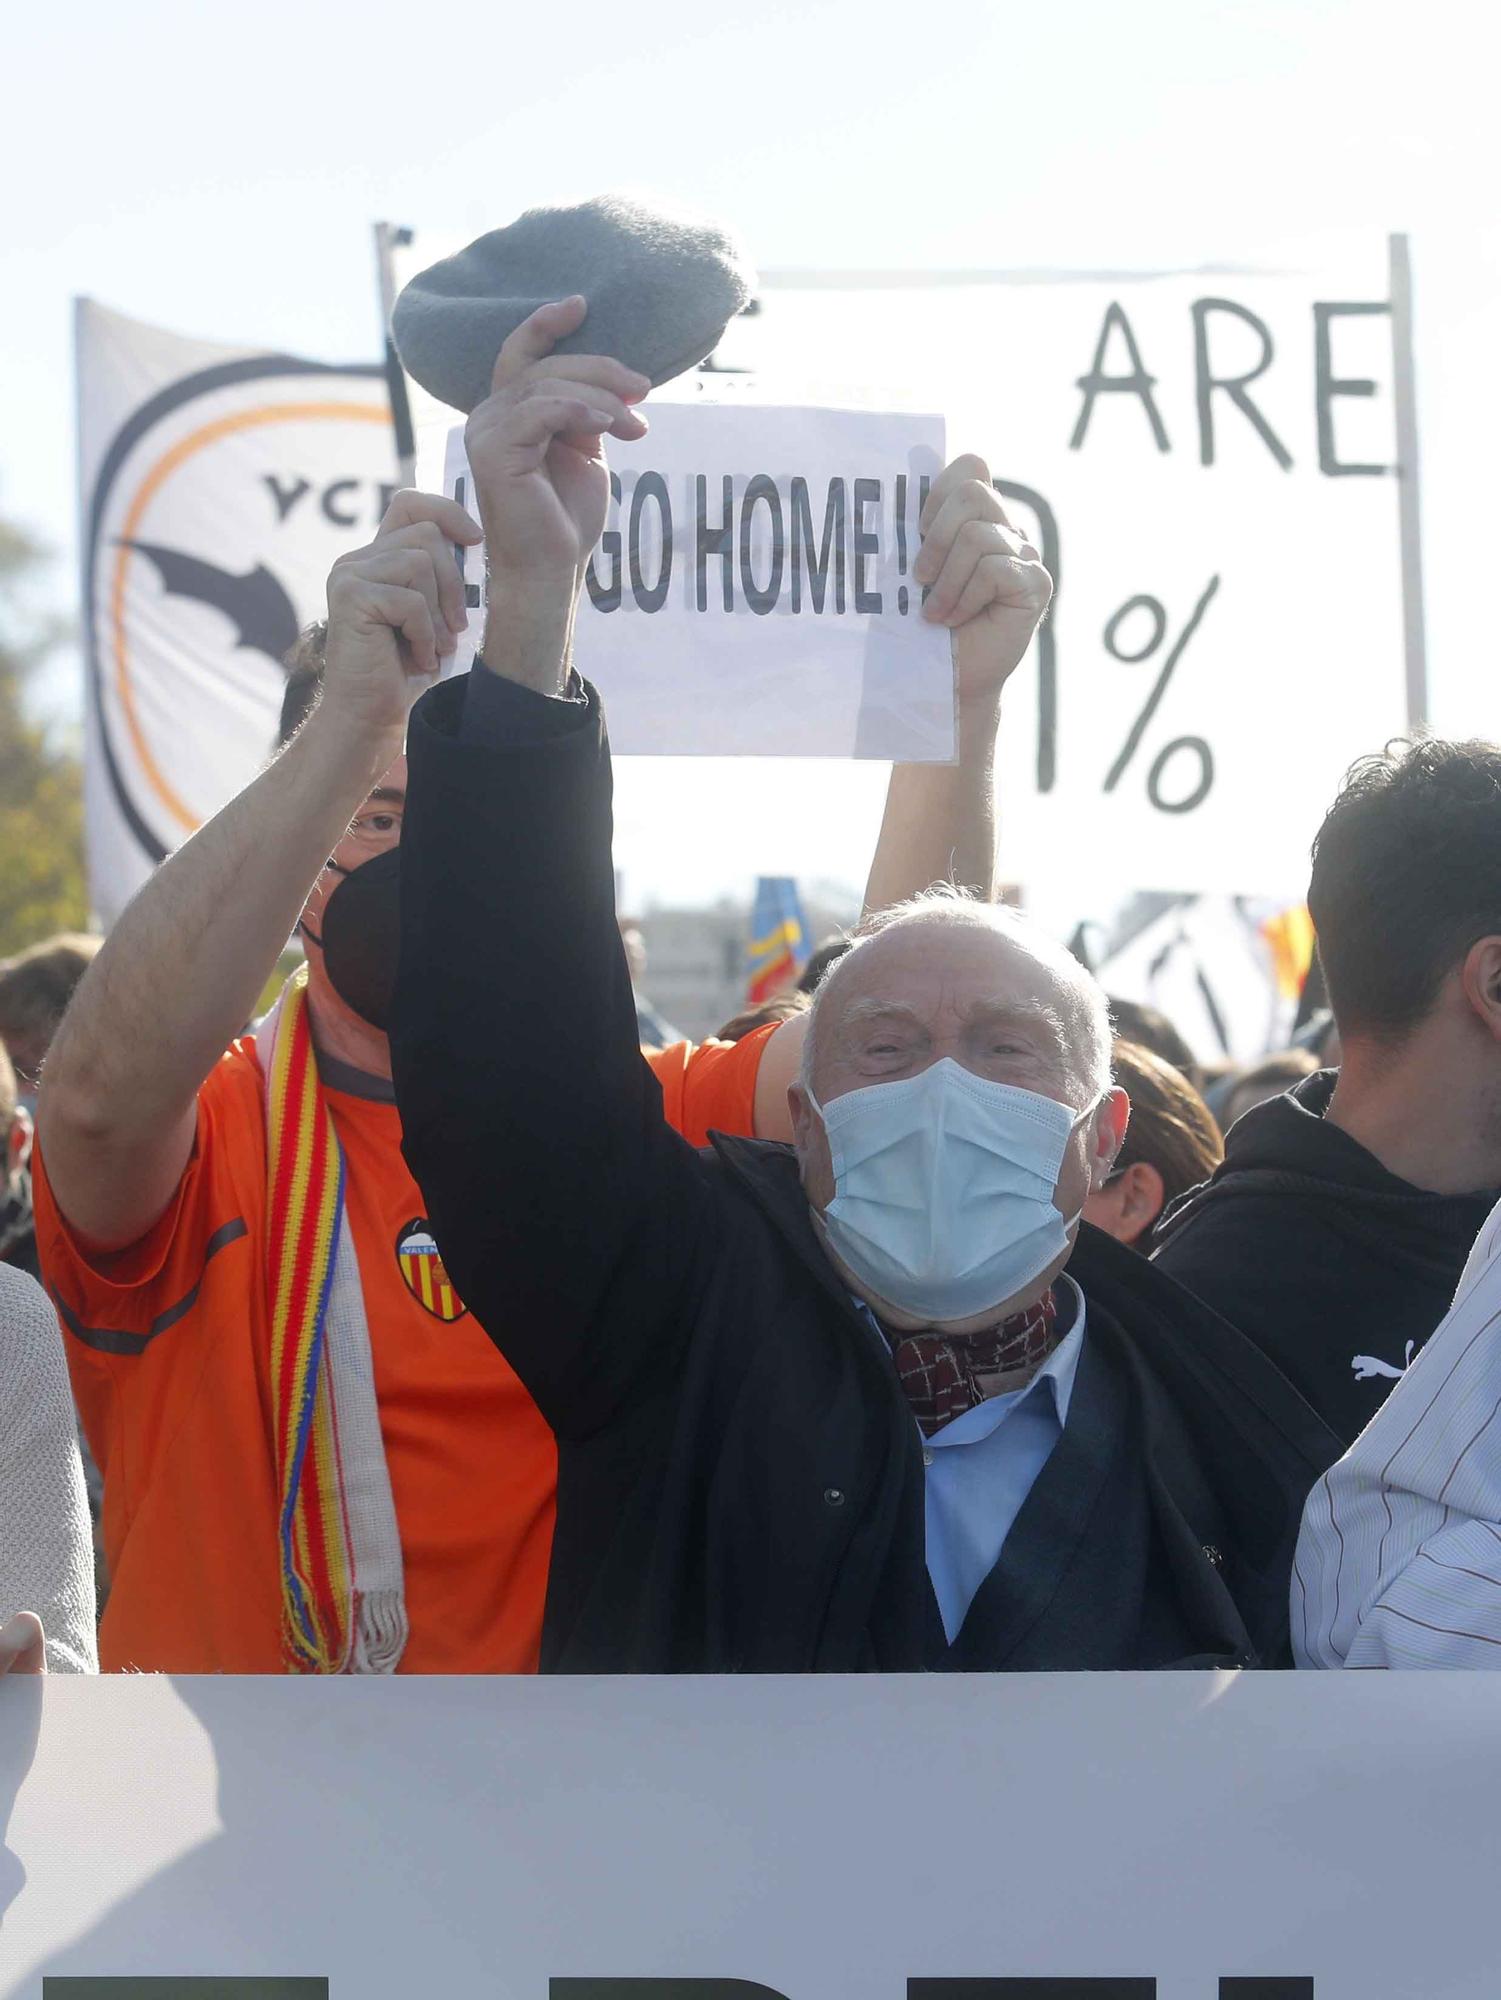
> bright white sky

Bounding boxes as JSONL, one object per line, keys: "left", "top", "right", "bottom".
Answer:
{"left": 5, "top": 0, "right": 1497, "bottom": 911}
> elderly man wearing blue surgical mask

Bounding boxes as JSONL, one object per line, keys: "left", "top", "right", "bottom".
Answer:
{"left": 387, "top": 299, "right": 1341, "bottom": 1674}
{"left": 792, "top": 900, "right": 1120, "bottom": 1341}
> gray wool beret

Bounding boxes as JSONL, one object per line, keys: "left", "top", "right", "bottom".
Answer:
{"left": 392, "top": 195, "right": 757, "bottom": 413}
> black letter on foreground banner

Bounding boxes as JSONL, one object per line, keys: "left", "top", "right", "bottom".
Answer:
{"left": 697, "top": 475, "right": 735, "bottom": 610}
{"left": 1314, "top": 302, "right": 1391, "bottom": 477}
{"left": 910, "top": 1982, "right": 1155, "bottom": 2000}
{"left": 1192, "top": 298, "right": 1293, "bottom": 469}
{"left": 852, "top": 477, "right": 883, "bottom": 613}
{"left": 1069, "top": 302, "right": 1170, "bottom": 452}
{"left": 1219, "top": 1981, "right": 1313, "bottom": 2000}
{"left": 740, "top": 474, "right": 786, "bottom": 614}
{"left": 585, "top": 471, "right": 624, "bottom": 612}
{"left": 553, "top": 1985, "right": 790, "bottom": 2000}
{"left": 790, "top": 477, "right": 846, "bottom": 611}
{"left": 628, "top": 472, "right": 673, "bottom": 612}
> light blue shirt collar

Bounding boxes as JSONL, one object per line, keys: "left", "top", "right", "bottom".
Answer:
{"left": 875, "top": 1275, "right": 1088, "bottom": 1646}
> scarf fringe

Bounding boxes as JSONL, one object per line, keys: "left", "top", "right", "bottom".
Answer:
{"left": 351, "top": 1590, "right": 409, "bottom": 1674}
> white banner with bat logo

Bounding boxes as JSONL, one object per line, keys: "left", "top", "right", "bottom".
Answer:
{"left": 74, "top": 299, "right": 397, "bottom": 926}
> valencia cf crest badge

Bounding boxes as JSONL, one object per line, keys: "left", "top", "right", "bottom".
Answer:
{"left": 395, "top": 1218, "right": 468, "bottom": 1323}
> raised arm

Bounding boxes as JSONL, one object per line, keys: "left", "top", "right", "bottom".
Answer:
{"left": 392, "top": 304, "right": 715, "bottom": 1428}
{"left": 753, "top": 459, "right": 1052, "bottom": 1140}
{"left": 861, "top": 457, "right": 1050, "bottom": 915}
{"left": 39, "top": 496, "right": 477, "bottom": 1249}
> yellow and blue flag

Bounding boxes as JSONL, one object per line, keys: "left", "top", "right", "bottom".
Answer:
{"left": 746, "top": 876, "right": 810, "bottom": 1003}
{"left": 1260, "top": 902, "right": 1317, "bottom": 1002}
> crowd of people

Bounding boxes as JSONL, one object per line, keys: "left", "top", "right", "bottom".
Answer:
{"left": 6, "top": 296, "right": 1501, "bottom": 1676}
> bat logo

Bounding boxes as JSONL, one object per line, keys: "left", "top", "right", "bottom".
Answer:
{"left": 120, "top": 540, "right": 300, "bottom": 669}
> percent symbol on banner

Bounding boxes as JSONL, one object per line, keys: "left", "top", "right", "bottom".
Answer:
{"left": 1102, "top": 575, "right": 1221, "bottom": 814}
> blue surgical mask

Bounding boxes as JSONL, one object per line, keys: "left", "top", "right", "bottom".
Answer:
{"left": 810, "top": 1058, "right": 1101, "bottom": 1324}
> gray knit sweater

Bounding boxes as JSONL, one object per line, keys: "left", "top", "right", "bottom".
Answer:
{"left": 1, "top": 1263, "right": 97, "bottom": 1671}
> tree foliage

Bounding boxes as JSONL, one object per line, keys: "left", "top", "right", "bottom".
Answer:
{"left": 0, "top": 517, "right": 89, "bottom": 955}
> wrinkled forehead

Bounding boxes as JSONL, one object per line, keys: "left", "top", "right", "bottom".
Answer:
{"left": 817, "top": 920, "right": 1080, "bottom": 1056}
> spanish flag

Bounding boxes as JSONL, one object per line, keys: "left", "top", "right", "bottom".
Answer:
{"left": 745, "top": 876, "right": 810, "bottom": 1003}
{"left": 1260, "top": 903, "right": 1317, "bottom": 1002}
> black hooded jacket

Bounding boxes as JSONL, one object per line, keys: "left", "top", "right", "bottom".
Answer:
{"left": 391, "top": 671, "right": 1341, "bottom": 1674}
{"left": 1153, "top": 1069, "right": 1498, "bottom": 1444}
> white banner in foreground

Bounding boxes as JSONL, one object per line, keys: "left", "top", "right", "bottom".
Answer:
{"left": 5, "top": 1672, "right": 1501, "bottom": 1998}
{"left": 438, "top": 404, "right": 954, "bottom": 759}
{"left": 74, "top": 299, "right": 396, "bottom": 926}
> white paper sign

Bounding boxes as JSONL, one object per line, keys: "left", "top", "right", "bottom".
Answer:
{"left": 7, "top": 1672, "right": 1501, "bottom": 1998}
{"left": 436, "top": 403, "right": 954, "bottom": 759}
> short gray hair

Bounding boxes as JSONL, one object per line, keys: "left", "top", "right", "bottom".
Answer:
{"left": 800, "top": 886, "right": 1112, "bottom": 1105}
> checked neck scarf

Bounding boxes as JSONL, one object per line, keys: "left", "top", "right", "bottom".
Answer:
{"left": 885, "top": 1288, "right": 1061, "bottom": 1437}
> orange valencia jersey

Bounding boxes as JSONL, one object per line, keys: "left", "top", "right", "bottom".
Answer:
{"left": 33, "top": 1022, "right": 777, "bottom": 1673}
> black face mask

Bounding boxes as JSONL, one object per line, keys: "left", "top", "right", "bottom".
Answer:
{"left": 300, "top": 847, "right": 401, "bottom": 1031}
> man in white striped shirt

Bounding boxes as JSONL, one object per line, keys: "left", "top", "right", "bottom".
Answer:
{"left": 1294, "top": 1194, "right": 1501, "bottom": 1667}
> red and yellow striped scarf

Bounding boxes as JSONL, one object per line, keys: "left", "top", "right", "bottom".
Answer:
{"left": 265, "top": 967, "right": 354, "bottom": 1670}
{"left": 261, "top": 967, "right": 406, "bottom": 1673}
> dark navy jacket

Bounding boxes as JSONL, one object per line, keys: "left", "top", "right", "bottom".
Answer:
{"left": 391, "top": 671, "right": 1341, "bottom": 1672}
{"left": 1155, "top": 1071, "right": 1498, "bottom": 1444}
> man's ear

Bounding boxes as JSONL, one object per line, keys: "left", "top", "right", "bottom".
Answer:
{"left": 1460, "top": 936, "right": 1501, "bottom": 1041}
{"left": 7, "top": 1107, "right": 32, "bottom": 1174}
{"left": 1093, "top": 1086, "right": 1130, "bottom": 1184}
{"left": 786, "top": 1078, "right": 817, "bottom": 1154}
{"left": 1117, "top": 1159, "right": 1167, "bottom": 1238}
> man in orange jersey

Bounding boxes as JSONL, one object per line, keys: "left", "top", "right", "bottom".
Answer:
{"left": 35, "top": 400, "right": 1012, "bottom": 1672}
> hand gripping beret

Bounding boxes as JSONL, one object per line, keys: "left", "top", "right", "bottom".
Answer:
{"left": 392, "top": 195, "right": 757, "bottom": 414}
